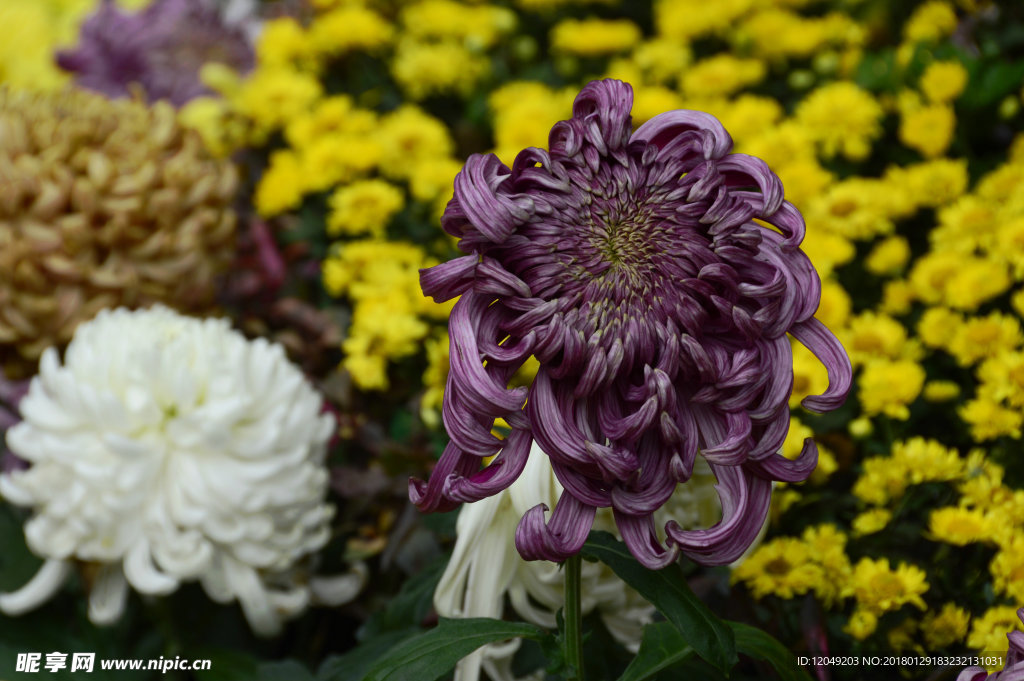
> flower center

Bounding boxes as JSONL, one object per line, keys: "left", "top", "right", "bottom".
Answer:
{"left": 869, "top": 573, "right": 905, "bottom": 601}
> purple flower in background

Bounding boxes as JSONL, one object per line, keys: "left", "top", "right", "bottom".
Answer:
{"left": 0, "top": 376, "right": 29, "bottom": 474}
{"left": 958, "top": 608, "right": 1024, "bottom": 681}
{"left": 57, "top": 0, "right": 256, "bottom": 107}
{"left": 413, "top": 79, "right": 851, "bottom": 569}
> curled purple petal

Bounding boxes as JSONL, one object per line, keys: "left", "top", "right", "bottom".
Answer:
{"left": 514, "top": 492, "right": 596, "bottom": 562}
{"left": 668, "top": 465, "right": 772, "bottom": 565}
{"left": 613, "top": 511, "right": 679, "bottom": 569}
{"left": 420, "top": 255, "right": 477, "bottom": 303}
{"left": 445, "top": 429, "right": 533, "bottom": 503}
{"left": 790, "top": 318, "right": 853, "bottom": 413}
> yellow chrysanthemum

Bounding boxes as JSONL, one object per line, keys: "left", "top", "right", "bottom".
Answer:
{"left": 376, "top": 105, "right": 455, "bottom": 180}
{"left": 256, "top": 16, "right": 314, "bottom": 69}
{"left": 959, "top": 453, "right": 1008, "bottom": 511}
{"left": 865, "top": 236, "right": 911, "bottom": 276}
{"left": 255, "top": 151, "right": 307, "bottom": 217}
{"left": 231, "top": 67, "right": 324, "bottom": 137}
{"left": 911, "top": 254, "right": 1010, "bottom": 312}
{"left": 550, "top": 18, "right": 642, "bottom": 56}
{"left": 284, "top": 97, "right": 377, "bottom": 152}
{"left": 845, "top": 609, "right": 879, "bottom": 640}
{"left": 843, "top": 312, "right": 913, "bottom": 366}
{"left": 933, "top": 195, "right": 1000, "bottom": 253}
{"left": 853, "top": 438, "right": 964, "bottom": 506}
{"left": 654, "top": 0, "right": 756, "bottom": 40}
{"left": 805, "top": 178, "right": 895, "bottom": 241}
{"left": 0, "top": 0, "right": 95, "bottom": 91}
{"left": 814, "top": 280, "right": 852, "bottom": 332}
{"left": 391, "top": 39, "right": 490, "bottom": 100}
{"left": 299, "top": 134, "right": 382, "bottom": 193}
{"left": 419, "top": 330, "right": 451, "bottom": 428}
{"left": 900, "top": 103, "right": 956, "bottom": 159}
{"left": 948, "top": 313, "right": 1023, "bottom": 367}
{"left": 917, "top": 306, "right": 963, "bottom": 349}
{"left": 978, "top": 352, "right": 1024, "bottom": 409}
{"left": 852, "top": 508, "right": 892, "bottom": 536}
{"left": 858, "top": 359, "right": 925, "bottom": 420}
{"left": 736, "top": 9, "right": 834, "bottom": 60}
{"left": 679, "top": 55, "right": 766, "bottom": 98}
{"left": 928, "top": 506, "right": 996, "bottom": 545}
{"left": 922, "top": 604, "right": 971, "bottom": 649}
{"left": 960, "top": 398, "right": 1024, "bottom": 441}
{"left": 400, "top": 0, "right": 516, "bottom": 50}
{"left": 991, "top": 538, "right": 1024, "bottom": 603}
{"left": 327, "top": 180, "right": 405, "bottom": 238}
{"left": 921, "top": 60, "right": 969, "bottom": 103}
{"left": 731, "top": 538, "right": 824, "bottom": 600}
{"left": 773, "top": 157, "right": 835, "bottom": 208}
{"left": 845, "top": 558, "right": 929, "bottom": 615}
{"left": 802, "top": 524, "right": 852, "bottom": 605}
{"left": 408, "top": 157, "right": 462, "bottom": 205}
{"left": 629, "top": 39, "right": 692, "bottom": 85}
{"left": 795, "top": 82, "right": 884, "bottom": 161}
{"left": 891, "top": 159, "right": 970, "bottom": 209}
{"left": 307, "top": 5, "right": 394, "bottom": 56}
{"left": 967, "top": 606, "right": 1023, "bottom": 658}
{"left": 880, "top": 280, "right": 916, "bottom": 316}
{"left": 923, "top": 380, "right": 961, "bottom": 402}
{"left": 904, "top": 0, "right": 958, "bottom": 43}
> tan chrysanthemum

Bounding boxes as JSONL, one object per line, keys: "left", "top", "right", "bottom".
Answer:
{"left": 0, "top": 87, "right": 238, "bottom": 376}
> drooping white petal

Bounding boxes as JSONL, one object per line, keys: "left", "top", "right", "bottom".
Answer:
{"left": 309, "top": 563, "right": 368, "bottom": 606}
{"left": 0, "top": 559, "right": 71, "bottom": 615}
{"left": 88, "top": 564, "right": 129, "bottom": 625}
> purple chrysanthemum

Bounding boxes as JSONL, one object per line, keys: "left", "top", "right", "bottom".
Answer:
{"left": 413, "top": 79, "right": 852, "bottom": 569}
{"left": 959, "top": 608, "right": 1024, "bottom": 681}
{"left": 57, "top": 0, "right": 255, "bottom": 107}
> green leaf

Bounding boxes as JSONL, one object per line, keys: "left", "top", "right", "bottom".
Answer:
{"left": 358, "top": 555, "right": 448, "bottom": 641}
{"left": 362, "top": 617, "right": 546, "bottom": 681}
{"left": 581, "top": 532, "right": 737, "bottom": 674}
{"left": 194, "top": 648, "right": 260, "bottom": 681}
{"left": 961, "top": 59, "right": 1024, "bottom": 109}
{"left": 0, "top": 503, "right": 42, "bottom": 591}
{"left": 616, "top": 622, "right": 693, "bottom": 681}
{"left": 256, "top": 660, "right": 317, "bottom": 681}
{"left": 318, "top": 629, "right": 419, "bottom": 681}
{"left": 729, "top": 621, "right": 813, "bottom": 681}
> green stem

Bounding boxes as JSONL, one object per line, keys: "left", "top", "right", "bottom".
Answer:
{"left": 564, "top": 553, "right": 584, "bottom": 681}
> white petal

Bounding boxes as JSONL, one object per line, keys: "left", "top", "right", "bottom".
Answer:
{"left": 309, "top": 563, "right": 367, "bottom": 606}
{"left": 88, "top": 564, "right": 129, "bottom": 625}
{"left": 222, "top": 556, "right": 279, "bottom": 637}
{"left": 123, "top": 539, "right": 178, "bottom": 595}
{"left": 0, "top": 558, "right": 71, "bottom": 615}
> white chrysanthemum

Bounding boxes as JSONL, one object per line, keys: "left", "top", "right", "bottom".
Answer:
{"left": 0, "top": 305, "right": 346, "bottom": 636}
{"left": 434, "top": 442, "right": 726, "bottom": 681}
